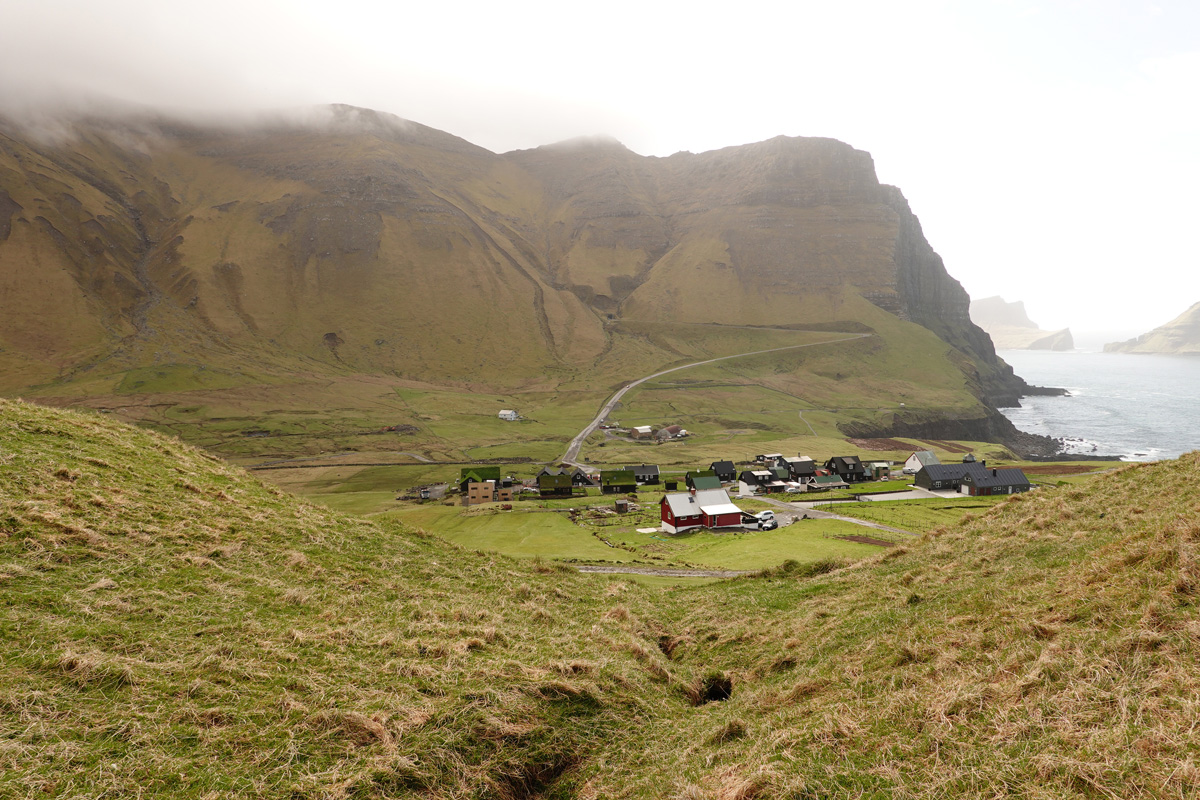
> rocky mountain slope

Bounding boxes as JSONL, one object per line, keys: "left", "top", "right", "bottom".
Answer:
{"left": 0, "top": 106, "right": 1022, "bottom": 390}
{"left": 1105, "top": 301, "right": 1200, "bottom": 354}
{"left": 970, "top": 295, "right": 1074, "bottom": 351}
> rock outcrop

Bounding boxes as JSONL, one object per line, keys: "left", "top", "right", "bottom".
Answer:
{"left": 970, "top": 296, "right": 1074, "bottom": 351}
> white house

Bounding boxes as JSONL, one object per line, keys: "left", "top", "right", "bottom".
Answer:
{"left": 498, "top": 409, "right": 519, "bottom": 421}
{"left": 903, "top": 450, "right": 939, "bottom": 474}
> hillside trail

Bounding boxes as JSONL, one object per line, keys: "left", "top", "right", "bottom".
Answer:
{"left": 561, "top": 333, "right": 871, "bottom": 467}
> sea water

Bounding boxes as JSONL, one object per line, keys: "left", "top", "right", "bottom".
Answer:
{"left": 998, "top": 349, "right": 1200, "bottom": 461}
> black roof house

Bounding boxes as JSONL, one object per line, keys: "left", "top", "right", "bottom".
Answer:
{"left": 631, "top": 464, "right": 660, "bottom": 485}
{"left": 915, "top": 461, "right": 1033, "bottom": 495}
{"left": 960, "top": 466, "right": 1032, "bottom": 496}
{"left": 709, "top": 460, "right": 737, "bottom": 482}
{"left": 825, "top": 456, "right": 867, "bottom": 482}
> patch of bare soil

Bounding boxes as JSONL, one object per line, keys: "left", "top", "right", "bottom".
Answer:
{"left": 849, "top": 438, "right": 912, "bottom": 451}
{"left": 918, "top": 439, "right": 974, "bottom": 454}
{"left": 837, "top": 535, "right": 896, "bottom": 547}
{"left": 1020, "top": 464, "right": 1103, "bottom": 475}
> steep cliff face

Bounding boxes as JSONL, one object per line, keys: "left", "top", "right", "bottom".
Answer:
{"left": 1105, "top": 302, "right": 1200, "bottom": 355}
{"left": 0, "top": 106, "right": 1031, "bottom": 419}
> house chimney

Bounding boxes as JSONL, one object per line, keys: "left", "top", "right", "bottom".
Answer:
{"left": 992, "top": 468, "right": 998, "bottom": 477}
{"left": 981, "top": 460, "right": 986, "bottom": 468}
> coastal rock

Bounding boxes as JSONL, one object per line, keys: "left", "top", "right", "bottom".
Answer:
{"left": 970, "top": 296, "right": 1074, "bottom": 351}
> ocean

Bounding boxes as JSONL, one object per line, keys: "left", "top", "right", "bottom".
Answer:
{"left": 998, "top": 348, "right": 1200, "bottom": 461}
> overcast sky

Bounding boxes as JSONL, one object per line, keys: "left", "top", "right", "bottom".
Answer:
{"left": 2, "top": 0, "right": 1197, "bottom": 340}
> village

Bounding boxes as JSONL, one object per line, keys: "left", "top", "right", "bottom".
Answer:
{"left": 431, "top": 413, "right": 1035, "bottom": 538}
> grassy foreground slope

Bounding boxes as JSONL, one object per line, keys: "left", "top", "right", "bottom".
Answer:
{"left": 3, "top": 398, "right": 1200, "bottom": 798}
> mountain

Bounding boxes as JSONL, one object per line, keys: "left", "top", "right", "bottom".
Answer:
{"left": 0, "top": 104, "right": 1045, "bottom": 451}
{"left": 1104, "top": 302, "right": 1200, "bottom": 354}
{"left": 970, "top": 295, "right": 1074, "bottom": 351}
{"left": 3, "top": 397, "right": 1197, "bottom": 797}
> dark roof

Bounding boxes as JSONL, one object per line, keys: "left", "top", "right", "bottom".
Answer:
{"left": 828, "top": 456, "right": 863, "bottom": 469}
{"left": 710, "top": 459, "right": 736, "bottom": 472}
{"left": 632, "top": 464, "right": 660, "bottom": 475}
{"left": 962, "top": 466, "right": 1030, "bottom": 488}
{"left": 460, "top": 466, "right": 502, "bottom": 483}
{"left": 917, "top": 463, "right": 974, "bottom": 482}
{"left": 537, "top": 466, "right": 565, "bottom": 477}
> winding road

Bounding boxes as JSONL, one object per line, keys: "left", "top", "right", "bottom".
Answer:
{"left": 561, "top": 333, "right": 871, "bottom": 467}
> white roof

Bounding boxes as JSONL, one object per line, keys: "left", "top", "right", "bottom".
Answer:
{"left": 664, "top": 488, "right": 732, "bottom": 518}
{"left": 693, "top": 488, "right": 731, "bottom": 506}
{"left": 663, "top": 493, "right": 700, "bottom": 516}
{"left": 700, "top": 503, "right": 744, "bottom": 516}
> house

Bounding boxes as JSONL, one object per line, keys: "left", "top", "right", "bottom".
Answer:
{"left": 538, "top": 465, "right": 599, "bottom": 490}
{"left": 805, "top": 475, "right": 850, "bottom": 492}
{"left": 780, "top": 457, "right": 817, "bottom": 480}
{"left": 825, "top": 456, "right": 867, "bottom": 483}
{"left": 570, "top": 467, "right": 600, "bottom": 489}
{"left": 498, "top": 409, "right": 519, "bottom": 421}
{"left": 709, "top": 460, "right": 737, "bottom": 482}
{"left": 755, "top": 453, "right": 785, "bottom": 465}
{"left": 600, "top": 469, "right": 637, "bottom": 494}
{"left": 903, "top": 450, "right": 940, "bottom": 474}
{"left": 959, "top": 466, "right": 1032, "bottom": 496}
{"left": 686, "top": 472, "right": 722, "bottom": 491}
{"left": 867, "top": 461, "right": 892, "bottom": 480}
{"left": 737, "top": 469, "right": 772, "bottom": 495}
{"left": 459, "top": 466, "right": 502, "bottom": 493}
{"left": 655, "top": 425, "right": 688, "bottom": 441}
{"left": 630, "top": 425, "right": 654, "bottom": 439}
{"left": 465, "top": 479, "right": 515, "bottom": 505}
{"left": 660, "top": 488, "right": 745, "bottom": 534}
{"left": 631, "top": 464, "right": 660, "bottom": 485}
{"left": 914, "top": 463, "right": 973, "bottom": 491}
{"left": 537, "top": 473, "right": 574, "bottom": 497}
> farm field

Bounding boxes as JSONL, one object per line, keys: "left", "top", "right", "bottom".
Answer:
{"left": 384, "top": 498, "right": 898, "bottom": 571}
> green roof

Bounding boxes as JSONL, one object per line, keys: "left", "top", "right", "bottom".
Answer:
{"left": 460, "top": 466, "right": 501, "bottom": 483}
{"left": 688, "top": 475, "right": 722, "bottom": 490}
{"left": 600, "top": 469, "right": 637, "bottom": 486}
{"left": 537, "top": 474, "right": 573, "bottom": 490}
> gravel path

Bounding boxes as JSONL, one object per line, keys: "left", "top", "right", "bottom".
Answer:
{"left": 573, "top": 565, "right": 751, "bottom": 578}
{"left": 562, "top": 333, "right": 871, "bottom": 467}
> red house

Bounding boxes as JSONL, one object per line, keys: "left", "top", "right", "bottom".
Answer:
{"left": 660, "top": 489, "right": 744, "bottom": 534}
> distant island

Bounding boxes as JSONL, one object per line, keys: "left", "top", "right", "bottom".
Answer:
{"left": 969, "top": 296, "right": 1074, "bottom": 351}
{"left": 1105, "top": 301, "right": 1200, "bottom": 354}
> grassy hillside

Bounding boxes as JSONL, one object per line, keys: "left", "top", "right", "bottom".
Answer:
{"left": 5, "top": 399, "right": 1196, "bottom": 797}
